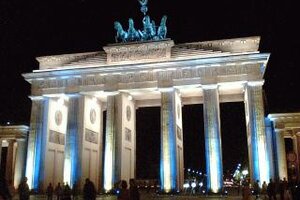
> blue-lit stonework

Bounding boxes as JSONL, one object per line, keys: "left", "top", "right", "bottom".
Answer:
{"left": 25, "top": 97, "right": 49, "bottom": 190}
{"left": 264, "top": 117, "right": 275, "bottom": 179}
{"left": 245, "top": 82, "right": 270, "bottom": 185}
{"left": 203, "top": 86, "right": 223, "bottom": 193}
{"left": 65, "top": 95, "right": 82, "bottom": 186}
{"left": 160, "top": 90, "right": 178, "bottom": 192}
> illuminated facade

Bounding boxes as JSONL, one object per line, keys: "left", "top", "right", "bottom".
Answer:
{"left": 23, "top": 36, "right": 272, "bottom": 193}
{"left": 0, "top": 125, "right": 28, "bottom": 189}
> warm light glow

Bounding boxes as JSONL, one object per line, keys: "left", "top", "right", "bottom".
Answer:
{"left": 191, "top": 182, "right": 196, "bottom": 188}
{"left": 242, "top": 170, "right": 249, "bottom": 176}
{"left": 209, "top": 140, "right": 220, "bottom": 193}
{"left": 127, "top": 95, "right": 133, "bottom": 101}
{"left": 258, "top": 136, "right": 269, "bottom": 185}
{"left": 64, "top": 157, "right": 71, "bottom": 185}
{"left": 25, "top": 152, "right": 34, "bottom": 189}
{"left": 163, "top": 137, "right": 171, "bottom": 192}
{"left": 103, "top": 140, "right": 113, "bottom": 191}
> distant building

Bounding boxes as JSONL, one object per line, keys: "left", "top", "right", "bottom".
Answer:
{"left": 0, "top": 125, "right": 28, "bottom": 190}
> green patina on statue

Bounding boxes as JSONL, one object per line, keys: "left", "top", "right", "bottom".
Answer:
{"left": 114, "top": 0, "right": 168, "bottom": 43}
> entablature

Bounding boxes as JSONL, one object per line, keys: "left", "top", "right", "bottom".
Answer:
{"left": 24, "top": 53, "right": 269, "bottom": 96}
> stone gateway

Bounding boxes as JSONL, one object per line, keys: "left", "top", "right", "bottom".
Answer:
{"left": 23, "top": 36, "right": 282, "bottom": 193}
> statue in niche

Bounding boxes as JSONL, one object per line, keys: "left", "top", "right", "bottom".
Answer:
{"left": 127, "top": 18, "right": 140, "bottom": 42}
{"left": 157, "top": 15, "right": 167, "bottom": 40}
{"left": 114, "top": 21, "right": 128, "bottom": 42}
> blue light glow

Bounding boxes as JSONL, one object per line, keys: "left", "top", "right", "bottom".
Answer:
{"left": 33, "top": 98, "right": 49, "bottom": 189}
{"left": 245, "top": 85, "right": 270, "bottom": 185}
{"left": 203, "top": 87, "right": 223, "bottom": 193}
{"left": 160, "top": 91, "right": 178, "bottom": 192}
{"left": 66, "top": 97, "right": 81, "bottom": 186}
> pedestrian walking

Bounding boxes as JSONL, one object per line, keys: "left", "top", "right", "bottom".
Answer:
{"left": 55, "top": 182, "right": 63, "bottom": 200}
{"left": 267, "top": 179, "right": 277, "bottom": 200}
{"left": 46, "top": 183, "right": 54, "bottom": 200}
{"left": 242, "top": 182, "right": 251, "bottom": 200}
{"left": 117, "top": 180, "right": 129, "bottom": 200}
{"left": 83, "top": 178, "right": 96, "bottom": 200}
{"left": 63, "top": 183, "right": 72, "bottom": 200}
{"left": 261, "top": 181, "right": 268, "bottom": 200}
{"left": 18, "top": 177, "right": 30, "bottom": 200}
{"left": 253, "top": 180, "right": 260, "bottom": 199}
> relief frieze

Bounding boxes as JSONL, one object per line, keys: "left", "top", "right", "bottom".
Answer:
{"left": 32, "top": 63, "right": 261, "bottom": 94}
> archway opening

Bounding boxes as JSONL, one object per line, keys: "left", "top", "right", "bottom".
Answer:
{"left": 0, "top": 146, "right": 8, "bottom": 177}
{"left": 136, "top": 107, "right": 160, "bottom": 189}
{"left": 182, "top": 104, "right": 205, "bottom": 185}
{"left": 220, "top": 102, "right": 248, "bottom": 194}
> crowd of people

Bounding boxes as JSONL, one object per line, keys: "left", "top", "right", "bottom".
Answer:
{"left": 242, "top": 178, "right": 300, "bottom": 200}
{"left": 116, "top": 179, "right": 140, "bottom": 200}
{"left": 0, "top": 176, "right": 140, "bottom": 200}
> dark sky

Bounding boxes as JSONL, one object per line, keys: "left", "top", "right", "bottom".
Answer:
{"left": 1, "top": 0, "right": 300, "bottom": 178}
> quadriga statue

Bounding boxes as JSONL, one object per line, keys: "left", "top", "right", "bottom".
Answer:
{"left": 114, "top": 21, "right": 128, "bottom": 42}
{"left": 127, "top": 18, "right": 140, "bottom": 42}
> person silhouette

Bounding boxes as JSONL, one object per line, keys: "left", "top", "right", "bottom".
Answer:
{"left": 117, "top": 180, "right": 129, "bottom": 200}
{"left": 83, "top": 178, "right": 96, "bottom": 200}
{"left": 18, "top": 177, "right": 30, "bottom": 200}
{"left": 46, "top": 183, "right": 54, "bottom": 200}
{"left": 129, "top": 179, "right": 140, "bottom": 200}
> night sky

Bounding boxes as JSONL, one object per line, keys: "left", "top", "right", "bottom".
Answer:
{"left": 1, "top": 0, "right": 299, "bottom": 179}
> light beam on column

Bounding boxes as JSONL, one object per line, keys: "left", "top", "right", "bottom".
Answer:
{"left": 103, "top": 95, "right": 116, "bottom": 192}
{"left": 244, "top": 81, "right": 270, "bottom": 185}
{"left": 203, "top": 85, "right": 223, "bottom": 194}
{"left": 25, "top": 96, "right": 48, "bottom": 189}
{"left": 273, "top": 130, "right": 288, "bottom": 180}
{"left": 64, "top": 94, "right": 82, "bottom": 186}
{"left": 160, "top": 88, "right": 177, "bottom": 193}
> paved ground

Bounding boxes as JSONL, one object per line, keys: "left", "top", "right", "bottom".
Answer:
{"left": 11, "top": 193, "right": 268, "bottom": 200}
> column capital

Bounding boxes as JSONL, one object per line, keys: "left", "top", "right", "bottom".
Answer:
{"left": 16, "top": 138, "right": 27, "bottom": 142}
{"left": 104, "top": 91, "right": 120, "bottom": 96}
{"left": 202, "top": 84, "right": 218, "bottom": 90}
{"left": 247, "top": 80, "right": 264, "bottom": 87}
{"left": 29, "top": 96, "right": 45, "bottom": 101}
{"left": 274, "top": 129, "right": 284, "bottom": 134}
{"left": 65, "top": 93, "right": 82, "bottom": 98}
{"left": 158, "top": 87, "right": 175, "bottom": 93}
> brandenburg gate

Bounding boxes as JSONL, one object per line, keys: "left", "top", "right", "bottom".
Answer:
{"left": 23, "top": 36, "right": 273, "bottom": 193}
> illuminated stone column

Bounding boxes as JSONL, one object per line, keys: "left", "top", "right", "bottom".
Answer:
{"left": 14, "top": 139, "right": 27, "bottom": 189}
{"left": 103, "top": 93, "right": 136, "bottom": 191}
{"left": 244, "top": 81, "right": 270, "bottom": 185}
{"left": 273, "top": 130, "right": 288, "bottom": 180}
{"left": 5, "top": 140, "right": 14, "bottom": 185}
{"left": 103, "top": 94, "right": 118, "bottom": 191}
{"left": 203, "top": 85, "right": 223, "bottom": 194}
{"left": 160, "top": 88, "right": 184, "bottom": 193}
{"left": 64, "top": 94, "right": 84, "bottom": 187}
{"left": 25, "top": 96, "right": 49, "bottom": 190}
{"left": 292, "top": 134, "right": 299, "bottom": 180}
{"left": 265, "top": 118, "right": 275, "bottom": 179}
